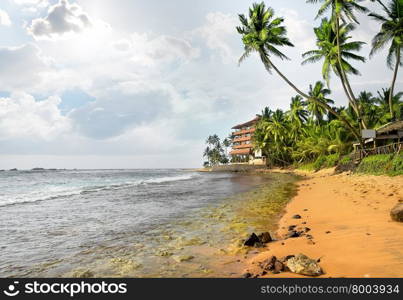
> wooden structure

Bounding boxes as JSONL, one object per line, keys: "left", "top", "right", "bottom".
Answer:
{"left": 230, "top": 116, "right": 265, "bottom": 165}
{"left": 353, "top": 121, "right": 403, "bottom": 161}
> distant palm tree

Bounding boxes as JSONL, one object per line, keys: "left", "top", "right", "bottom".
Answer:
{"left": 237, "top": 2, "right": 361, "bottom": 141}
{"left": 288, "top": 95, "right": 308, "bottom": 128}
{"left": 369, "top": 0, "right": 402, "bottom": 120}
{"left": 302, "top": 18, "right": 365, "bottom": 125}
{"left": 307, "top": 81, "right": 334, "bottom": 123}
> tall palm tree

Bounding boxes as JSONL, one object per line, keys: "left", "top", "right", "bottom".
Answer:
{"left": 306, "top": 0, "right": 368, "bottom": 127}
{"left": 369, "top": 0, "right": 403, "bottom": 120}
{"left": 237, "top": 2, "right": 361, "bottom": 142}
{"left": 307, "top": 81, "right": 335, "bottom": 123}
{"left": 302, "top": 18, "right": 366, "bottom": 127}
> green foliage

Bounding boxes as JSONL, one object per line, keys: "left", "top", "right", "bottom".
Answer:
{"left": 356, "top": 154, "right": 403, "bottom": 176}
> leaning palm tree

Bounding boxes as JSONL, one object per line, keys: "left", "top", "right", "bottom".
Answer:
{"left": 302, "top": 18, "right": 365, "bottom": 121}
{"left": 237, "top": 2, "right": 361, "bottom": 142}
{"left": 369, "top": 0, "right": 403, "bottom": 120}
{"left": 307, "top": 81, "right": 335, "bottom": 124}
{"left": 306, "top": 0, "right": 368, "bottom": 126}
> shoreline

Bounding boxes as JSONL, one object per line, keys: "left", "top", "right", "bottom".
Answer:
{"left": 239, "top": 168, "right": 403, "bottom": 278}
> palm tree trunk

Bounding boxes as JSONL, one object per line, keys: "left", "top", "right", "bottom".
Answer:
{"left": 334, "top": 16, "right": 367, "bottom": 130}
{"left": 261, "top": 53, "right": 362, "bottom": 144}
{"left": 389, "top": 48, "right": 400, "bottom": 120}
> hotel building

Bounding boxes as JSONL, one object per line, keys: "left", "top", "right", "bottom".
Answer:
{"left": 230, "top": 116, "right": 265, "bottom": 165}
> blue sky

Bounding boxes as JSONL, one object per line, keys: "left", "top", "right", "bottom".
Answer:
{"left": 0, "top": 0, "right": 400, "bottom": 169}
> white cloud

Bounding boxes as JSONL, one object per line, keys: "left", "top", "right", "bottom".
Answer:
{"left": 13, "top": 0, "right": 48, "bottom": 5}
{"left": 0, "top": 44, "right": 49, "bottom": 91}
{"left": 280, "top": 9, "right": 315, "bottom": 52}
{"left": 195, "top": 12, "right": 239, "bottom": 63}
{"left": 0, "top": 93, "right": 71, "bottom": 140}
{"left": 27, "top": 0, "right": 94, "bottom": 40}
{"left": 0, "top": 9, "right": 11, "bottom": 26}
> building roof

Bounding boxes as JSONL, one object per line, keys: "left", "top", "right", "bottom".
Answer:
{"left": 376, "top": 121, "right": 403, "bottom": 135}
{"left": 232, "top": 116, "right": 261, "bottom": 130}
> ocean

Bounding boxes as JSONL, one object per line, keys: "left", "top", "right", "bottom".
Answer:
{"left": 0, "top": 169, "right": 297, "bottom": 278}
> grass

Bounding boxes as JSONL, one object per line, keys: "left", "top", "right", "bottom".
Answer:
{"left": 356, "top": 153, "right": 403, "bottom": 176}
{"left": 297, "top": 153, "right": 340, "bottom": 172}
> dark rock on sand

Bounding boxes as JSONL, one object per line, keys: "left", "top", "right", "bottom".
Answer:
{"left": 292, "top": 214, "right": 302, "bottom": 219}
{"left": 258, "top": 232, "right": 273, "bottom": 243}
{"left": 288, "top": 225, "right": 297, "bottom": 231}
{"left": 260, "top": 256, "right": 277, "bottom": 271}
{"left": 285, "top": 254, "right": 323, "bottom": 277}
{"left": 242, "top": 272, "right": 252, "bottom": 278}
{"left": 286, "top": 230, "right": 302, "bottom": 238}
{"left": 390, "top": 203, "right": 403, "bottom": 222}
{"left": 244, "top": 233, "right": 260, "bottom": 246}
{"left": 273, "top": 261, "right": 284, "bottom": 273}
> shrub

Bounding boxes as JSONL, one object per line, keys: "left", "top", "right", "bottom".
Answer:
{"left": 389, "top": 153, "right": 403, "bottom": 176}
{"left": 313, "top": 155, "right": 327, "bottom": 170}
{"left": 356, "top": 154, "right": 394, "bottom": 175}
{"left": 335, "top": 155, "right": 355, "bottom": 173}
{"left": 323, "top": 153, "right": 340, "bottom": 168}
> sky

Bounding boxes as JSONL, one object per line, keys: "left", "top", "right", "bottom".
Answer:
{"left": 0, "top": 0, "right": 400, "bottom": 169}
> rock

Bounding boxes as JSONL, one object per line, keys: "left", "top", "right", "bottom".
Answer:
{"left": 72, "top": 269, "right": 94, "bottom": 278}
{"left": 244, "top": 233, "right": 260, "bottom": 246}
{"left": 292, "top": 214, "right": 302, "bottom": 219}
{"left": 258, "top": 232, "right": 273, "bottom": 243}
{"left": 9, "top": 168, "right": 18, "bottom": 171}
{"left": 288, "top": 225, "right": 297, "bottom": 231}
{"left": 273, "top": 261, "right": 284, "bottom": 273}
{"left": 285, "top": 254, "right": 323, "bottom": 276}
{"left": 390, "top": 203, "right": 403, "bottom": 222}
{"left": 172, "top": 255, "right": 194, "bottom": 263}
{"left": 260, "top": 256, "right": 277, "bottom": 271}
{"left": 304, "top": 227, "right": 311, "bottom": 232}
{"left": 286, "top": 230, "right": 301, "bottom": 238}
{"left": 242, "top": 272, "right": 252, "bottom": 278}
{"left": 325, "top": 231, "right": 331, "bottom": 234}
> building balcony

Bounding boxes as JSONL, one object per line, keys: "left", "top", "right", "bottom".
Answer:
{"left": 230, "top": 149, "right": 251, "bottom": 156}
{"left": 232, "top": 144, "right": 253, "bottom": 150}
{"left": 232, "top": 136, "right": 252, "bottom": 143}
{"left": 232, "top": 128, "right": 256, "bottom": 137}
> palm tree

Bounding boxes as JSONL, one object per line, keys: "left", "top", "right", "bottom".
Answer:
{"left": 307, "top": 81, "right": 335, "bottom": 123}
{"left": 237, "top": 2, "right": 361, "bottom": 142}
{"left": 302, "top": 18, "right": 366, "bottom": 126}
{"left": 369, "top": 0, "right": 403, "bottom": 120}
{"left": 288, "top": 95, "right": 309, "bottom": 129}
{"left": 376, "top": 88, "right": 403, "bottom": 121}
{"left": 306, "top": 0, "right": 368, "bottom": 127}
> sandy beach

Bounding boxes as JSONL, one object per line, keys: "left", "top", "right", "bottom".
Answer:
{"left": 243, "top": 169, "right": 403, "bottom": 278}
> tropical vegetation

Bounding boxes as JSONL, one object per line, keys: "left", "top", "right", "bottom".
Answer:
{"left": 231, "top": 0, "right": 402, "bottom": 168}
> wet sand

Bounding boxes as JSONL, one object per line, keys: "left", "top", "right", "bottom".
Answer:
{"left": 243, "top": 169, "right": 403, "bottom": 278}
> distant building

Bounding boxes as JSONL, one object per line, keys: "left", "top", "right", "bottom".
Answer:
{"left": 230, "top": 116, "right": 265, "bottom": 165}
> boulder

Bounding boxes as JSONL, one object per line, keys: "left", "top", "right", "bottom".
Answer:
{"left": 260, "top": 256, "right": 277, "bottom": 271}
{"left": 258, "top": 232, "right": 273, "bottom": 243}
{"left": 244, "top": 233, "right": 260, "bottom": 246}
{"left": 390, "top": 203, "right": 403, "bottom": 222}
{"left": 285, "top": 254, "right": 323, "bottom": 276}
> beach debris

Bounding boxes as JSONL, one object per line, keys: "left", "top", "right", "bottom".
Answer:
{"left": 390, "top": 203, "right": 403, "bottom": 222}
{"left": 292, "top": 214, "right": 302, "bottom": 219}
{"left": 285, "top": 254, "right": 323, "bottom": 276}
{"left": 172, "top": 255, "right": 194, "bottom": 263}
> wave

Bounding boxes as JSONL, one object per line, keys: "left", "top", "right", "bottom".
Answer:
{"left": 0, "top": 173, "right": 197, "bottom": 208}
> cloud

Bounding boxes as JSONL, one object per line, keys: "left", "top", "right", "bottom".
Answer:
{"left": 27, "top": 0, "right": 93, "bottom": 40}
{"left": 0, "top": 9, "right": 11, "bottom": 26}
{"left": 0, "top": 44, "right": 49, "bottom": 91}
{"left": 195, "top": 12, "right": 239, "bottom": 63}
{"left": 0, "top": 93, "right": 71, "bottom": 140}
{"left": 13, "top": 0, "right": 48, "bottom": 5}
{"left": 69, "top": 81, "right": 176, "bottom": 139}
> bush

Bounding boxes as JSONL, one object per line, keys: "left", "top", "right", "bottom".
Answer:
{"left": 356, "top": 154, "right": 392, "bottom": 175}
{"left": 335, "top": 155, "right": 355, "bottom": 173}
{"left": 313, "top": 155, "right": 327, "bottom": 170}
{"left": 390, "top": 153, "right": 403, "bottom": 176}
{"left": 312, "top": 154, "right": 340, "bottom": 171}
{"left": 297, "top": 162, "right": 316, "bottom": 171}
